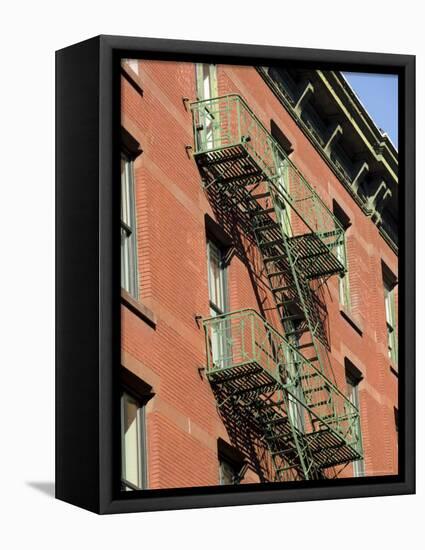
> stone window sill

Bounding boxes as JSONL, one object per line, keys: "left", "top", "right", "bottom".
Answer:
{"left": 340, "top": 306, "right": 363, "bottom": 336}
{"left": 121, "top": 289, "right": 157, "bottom": 328}
{"left": 121, "top": 64, "right": 143, "bottom": 97}
{"left": 389, "top": 359, "right": 398, "bottom": 377}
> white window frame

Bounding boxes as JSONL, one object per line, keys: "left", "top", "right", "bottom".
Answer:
{"left": 384, "top": 278, "right": 397, "bottom": 363}
{"left": 274, "top": 150, "right": 292, "bottom": 237}
{"left": 207, "top": 239, "right": 230, "bottom": 368}
{"left": 195, "top": 64, "right": 219, "bottom": 151}
{"left": 207, "top": 239, "right": 227, "bottom": 316}
{"left": 346, "top": 373, "right": 365, "bottom": 477}
{"left": 121, "top": 152, "right": 139, "bottom": 299}
{"left": 333, "top": 204, "right": 351, "bottom": 309}
{"left": 336, "top": 237, "right": 350, "bottom": 308}
{"left": 196, "top": 63, "right": 217, "bottom": 101}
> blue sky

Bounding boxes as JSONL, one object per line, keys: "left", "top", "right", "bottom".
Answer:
{"left": 343, "top": 72, "right": 398, "bottom": 148}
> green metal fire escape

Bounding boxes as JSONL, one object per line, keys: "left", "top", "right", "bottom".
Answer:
{"left": 190, "top": 94, "right": 363, "bottom": 481}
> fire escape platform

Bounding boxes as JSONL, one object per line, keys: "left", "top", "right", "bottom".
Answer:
{"left": 195, "top": 144, "right": 265, "bottom": 188}
{"left": 306, "top": 429, "right": 362, "bottom": 468}
{"left": 288, "top": 232, "right": 345, "bottom": 279}
{"left": 207, "top": 360, "right": 280, "bottom": 397}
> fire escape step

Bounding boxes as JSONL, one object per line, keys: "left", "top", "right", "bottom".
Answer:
{"left": 271, "top": 284, "right": 291, "bottom": 292}
{"left": 300, "top": 372, "right": 320, "bottom": 380}
{"left": 269, "top": 284, "right": 293, "bottom": 292}
{"left": 304, "top": 386, "right": 324, "bottom": 394}
{"left": 267, "top": 433, "right": 292, "bottom": 442}
{"left": 261, "top": 239, "right": 284, "bottom": 248}
{"left": 247, "top": 192, "right": 270, "bottom": 201}
{"left": 252, "top": 207, "right": 275, "bottom": 216}
{"left": 309, "top": 400, "right": 329, "bottom": 407}
{"left": 267, "top": 417, "right": 290, "bottom": 425}
{"left": 270, "top": 446, "right": 295, "bottom": 457}
{"left": 281, "top": 314, "right": 303, "bottom": 322}
{"left": 259, "top": 400, "right": 286, "bottom": 409}
{"left": 275, "top": 300, "right": 295, "bottom": 308}
{"left": 271, "top": 448, "right": 292, "bottom": 456}
{"left": 286, "top": 327, "right": 310, "bottom": 337}
{"left": 312, "top": 414, "right": 335, "bottom": 422}
{"left": 297, "top": 342, "right": 315, "bottom": 350}
{"left": 256, "top": 222, "right": 280, "bottom": 231}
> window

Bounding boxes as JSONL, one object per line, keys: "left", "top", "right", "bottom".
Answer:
{"left": 333, "top": 202, "right": 351, "bottom": 308}
{"left": 207, "top": 239, "right": 228, "bottom": 317}
{"left": 121, "top": 390, "right": 147, "bottom": 490}
{"left": 219, "top": 457, "right": 240, "bottom": 485}
{"left": 207, "top": 239, "right": 229, "bottom": 368}
{"left": 121, "top": 153, "right": 139, "bottom": 298}
{"left": 274, "top": 149, "right": 292, "bottom": 237}
{"left": 345, "top": 362, "right": 365, "bottom": 477}
{"left": 218, "top": 440, "right": 246, "bottom": 485}
{"left": 383, "top": 267, "right": 398, "bottom": 364}
{"left": 336, "top": 238, "right": 350, "bottom": 307}
{"left": 195, "top": 64, "right": 218, "bottom": 150}
{"left": 271, "top": 120, "right": 293, "bottom": 156}
{"left": 196, "top": 63, "right": 217, "bottom": 100}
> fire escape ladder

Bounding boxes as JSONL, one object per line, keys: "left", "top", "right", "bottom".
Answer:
{"left": 263, "top": 397, "right": 319, "bottom": 482}
{"left": 247, "top": 195, "right": 329, "bottom": 351}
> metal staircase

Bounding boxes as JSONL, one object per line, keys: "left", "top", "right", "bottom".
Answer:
{"left": 203, "top": 309, "right": 363, "bottom": 481}
{"left": 191, "top": 94, "right": 363, "bottom": 480}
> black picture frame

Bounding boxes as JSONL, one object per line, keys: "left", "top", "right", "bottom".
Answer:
{"left": 56, "top": 35, "right": 415, "bottom": 514}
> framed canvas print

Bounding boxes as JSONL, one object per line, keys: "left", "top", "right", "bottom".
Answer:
{"left": 56, "top": 35, "right": 415, "bottom": 514}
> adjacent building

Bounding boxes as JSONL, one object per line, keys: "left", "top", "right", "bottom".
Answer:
{"left": 120, "top": 58, "right": 398, "bottom": 490}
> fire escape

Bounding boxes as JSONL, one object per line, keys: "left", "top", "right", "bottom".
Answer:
{"left": 190, "top": 94, "right": 363, "bottom": 481}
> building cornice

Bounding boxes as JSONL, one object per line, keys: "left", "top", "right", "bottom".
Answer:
{"left": 318, "top": 71, "right": 398, "bottom": 182}
{"left": 257, "top": 67, "right": 398, "bottom": 255}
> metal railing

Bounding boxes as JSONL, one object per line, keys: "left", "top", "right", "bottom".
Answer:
{"left": 191, "top": 94, "right": 346, "bottom": 263}
{"left": 203, "top": 309, "right": 362, "bottom": 455}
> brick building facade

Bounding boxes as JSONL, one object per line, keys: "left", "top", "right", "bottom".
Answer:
{"left": 119, "top": 58, "right": 398, "bottom": 490}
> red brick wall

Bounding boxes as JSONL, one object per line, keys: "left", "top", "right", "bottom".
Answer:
{"left": 121, "top": 59, "right": 398, "bottom": 488}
